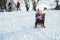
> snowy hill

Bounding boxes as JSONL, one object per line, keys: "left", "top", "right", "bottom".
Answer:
{"left": 0, "top": 10, "right": 60, "bottom": 40}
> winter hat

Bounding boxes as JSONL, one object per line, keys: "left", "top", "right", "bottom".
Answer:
{"left": 37, "top": 9, "right": 39, "bottom": 12}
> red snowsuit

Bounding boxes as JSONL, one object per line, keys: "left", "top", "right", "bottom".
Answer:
{"left": 38, "top": 13, "right": 44, "bottom": 21}
{"left": 16, "top": 2, "right": 20, "bottom": 7}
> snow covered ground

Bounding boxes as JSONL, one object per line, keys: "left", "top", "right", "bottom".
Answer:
{"left": 0, "top": 10, "right": 60, "bottom": 40}
{"left": 0, "top": 0, "right": 60, "bottom": 40}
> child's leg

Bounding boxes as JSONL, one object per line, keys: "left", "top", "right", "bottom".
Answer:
{"left": 39, "top": 20, "right": 44, "bottom": 27}
{"left": 17, "top": 7, "right": 18, "bottom": 11}
{"left": 26, "top": 6, "right": 29, "bottom": 11}
{"left": 42, "top": 19, "right": 45, "bottom": 28}
{"left": 33, "top": 6, "right": 36, "bottom": 11}
{"left": 35, "top": 21, "right": 37, "bottom": 28}
{"left": 35, "top": 19, "right": 38, "bottom": 28}
{"left": 19, "top": 7, "right": 21, "bottom": 10}
{"left": 43, "top": 15, "right": 45, "bottom": 27}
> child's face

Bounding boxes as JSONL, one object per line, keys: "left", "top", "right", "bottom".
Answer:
{"left": 39, "top": 11, "right": 42, "bottom": 13}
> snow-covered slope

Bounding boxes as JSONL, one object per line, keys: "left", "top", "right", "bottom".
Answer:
{"left": 0, "top": 11, "right": 35, "bottom": 33}
{"left": 0, "top": 10, "right": 60, "bottom": 40}
{"left": 0, "top": 0, "right": 60, "bottom": 40}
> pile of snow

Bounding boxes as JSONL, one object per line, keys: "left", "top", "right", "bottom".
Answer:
{"left": 36, "top": 1, "right": 56, "bottom": 10}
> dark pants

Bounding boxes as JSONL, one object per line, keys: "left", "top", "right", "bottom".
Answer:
{"left": 26, "top": 6, "right": 29, "bottom": 11}
{"left": 8, "top": 6, "right": 12, "bottom": 12}
{"left": 17, "top": 7, "right": 20, "bottom": 11}
{"left": 33, "top": 6, "right": 36, "bottom": 11}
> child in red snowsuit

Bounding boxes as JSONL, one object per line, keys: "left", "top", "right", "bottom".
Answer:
{"left": 16, "top": 1, "right": 21, "bottom": 11}
{"left": 35, "top": 11, "right": 45, "bottom": 28}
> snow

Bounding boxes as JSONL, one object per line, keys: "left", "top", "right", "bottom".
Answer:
{"left": 13, "top": 0, "right": 56, "bottom": 11}
{"left": 0, "top": 0, "right": 60, "bottom": 40}
{"left": 0, "top": 10, "right": 60, "bottom": 40}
